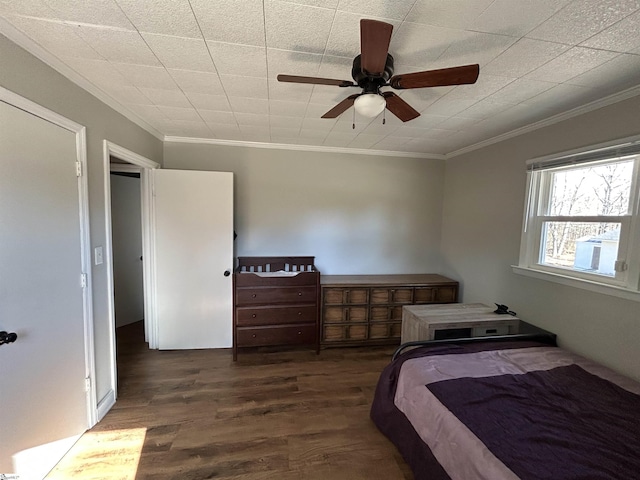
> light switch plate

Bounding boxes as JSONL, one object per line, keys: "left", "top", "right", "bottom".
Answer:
{"left": 94, "top": 246, "right": 104, "bottom": 265}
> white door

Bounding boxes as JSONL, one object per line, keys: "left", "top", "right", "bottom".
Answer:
{"left": 153, "top": 169, "right": 234, "bottom": 349}
{"left": 0, "top": 101, "right": 88, "bottom": 477}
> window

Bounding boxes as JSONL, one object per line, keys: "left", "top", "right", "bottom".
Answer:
{"left": 517, "top": 138, "right": 640, "bottom": 298}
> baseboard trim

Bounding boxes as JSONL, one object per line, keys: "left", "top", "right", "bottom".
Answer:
{"left": 97, "top": 389, "right": 116, "bottom": 422}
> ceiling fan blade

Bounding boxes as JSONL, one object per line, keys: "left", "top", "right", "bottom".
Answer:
{"left": 382, "top": 92, "right": 420, "bottom": 122}
{"left": 277, "top": 74, "right": 354, "bottom": 87}
{"left": 360, "top": 19, "right": 393, "bottom": 76}
{"left": 389, "top": 64, "right": 480, "bottom": 89}
{"left": 321, "top": 94, "right": 360, "bottom": 118}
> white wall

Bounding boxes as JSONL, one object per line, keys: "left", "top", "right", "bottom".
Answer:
{"left": 441, "top": 95, "right": 640, "bottom": 382}
{"left": 0, "top": 34, "right": 163, "bottom": 404}
{"left": 110, "top": 174, "right": 144, "bottom": 328}
{"left": 164, "top": 143, "right": 446, "bottom": 275}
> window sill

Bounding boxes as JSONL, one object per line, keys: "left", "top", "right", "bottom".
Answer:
{"left": 511, "top": 265, "right": 640, "bottom": 303}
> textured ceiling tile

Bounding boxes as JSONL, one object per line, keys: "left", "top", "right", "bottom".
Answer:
{"left": 316, "top": 54, "right": 354, "bottom": 80}
{"left": 156, "top": 106, "right": 202, "bottom": 122}
{"left": 60, "top": 56, "right": 131, "bottom": 88}
{"left": 0, "top": 0, "right": 57, "bottom": 17}
{"left": 6, "top": 16, "right": 103, "bottom": 60}
{"left": 523, "top": 83, "right": 596, "bottom": 110}
{"left": 220, "top": 75, "right": 269, "bottom": 98}
{"left": 471, "top": 0, "right": 571, "bottom": 36}
{"left": 361, "top": 120, "right": 399, "bottom": 136}
{"left": 323, "top": 132, "right": 358, "bottom": 147}
{"left": 406, "top": 0, "right": 494, "bottom": 29}
{"left": 393, "top": 125, "right": 431, "bottom": 138}
{"left": 299, "top": 128, "right": 329, "bottom": 139}
{"left": 270, "top": 115, "right": 304, "bottom": 128}
{"left": 138, "top": 87, "right": 191, "bottom": 107}
{"left": 438, "top": 32, "right": 517, "bottom": 67}
{"left": 487, "top": 78, "right": 556, "bottom": 104}
{"left": 406, "top": 113, "right": 447, "bottom": 128}
{"left": 229, "top": 97, "right": 269, "bottom": 114}
{"left": 240, "top": 125, "right": 271, "bottom": 142}
{"left": 197, "top": 109, "right": 237, "bottom": 124}
{"left": 112, "top": 62, "right": 178, "bottom": 89}
{"left": 422, "top": 97, "right": 478, "bottom": 116}
{"left": 100, "top": 84, "right": 152, "bottom": 104}
{"left": 444, "top": 74, "right": 514, "bottom": 101}
{"left": 144, "top": 34, "right": 215, "bottom": 72}
{"left": 269, "top": 81, "right": 313, "bottom": 102}
{"left": 270, "top": 126, "right": 302, "bottom": 137}
{"left": 190, "top": 0, "right": 265, "bottom": 46}
{"left": 208, "top": 42, "right": 267, "bottom": 77}
{"left": 526, "top": 0, "right": 640, "bottom": 45}
{"left": 392, "top": 22, "right": 469, "bottom": 67}
{"left": 348, "top": 133, "right": 382, "bottom": 149}
{"left": 305, "top": 102, "right": 337, "bottom": 117}
{"left": 265, "top": 0, "right": 334, "bottom": 54}
{"left": 160, "top": 120, "right": 213, "bottom": 137}
{"left": 43, "top": 0, "right": 134, "bottom": 28}
{"left": 267, "top": 48, "right": 323, "bottom": 78}
{"left": 457, "top": 98, "right": 514, "bottom": 119}
{"left": 580, "top": 10, "right": 640, "bottom": 52}
{"left": 185, "top": 92, "right": 231, "bottom": 111}
{"left": 168, "top": 69, "right": 225, "bottom": 95}
{"left": 525, "top": 47, "right": 619, "bottom": 83}
{"left": 566, "top": 53, "right": 640, "bottom": 90}
{"left": 437, "top": 115, "right": 479, "bottom": 130}
{"left": 482, "top": 38, "right": 570, "bottom": 77}
{"left": 127, "top": 103, "right": 167, "bottom": 121}
{"left": 269, "top": 99, "right": 308, "bottom": 116}
{"left": 75, "top": 25, "right": 160, "bottom": 65}
{"left": 302, "top": 117, "right": 337, "bottom": 131}
{"left": 235, "top": 112, "right": 270, "bottom": 126}
{"left": 207, "top": 123, "right": 243, "bottom": 139}
{"left": 392, "top": 89, "right": 447, "bottom": 113}
{"left": 115, "top": 0, "right": 200, "bottom": 37}
{"left": 337, "top": 0, "right": 415, "bottom": 21}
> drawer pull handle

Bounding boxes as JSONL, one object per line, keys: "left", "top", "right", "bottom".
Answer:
{"left": 252, "top": 334, "right": 257, "bottom": 338}
{"left": 252, "top": 314, "right": 256, "bottom": 318}
{"left": 298, "top": 292, "right": 302, "bottom": 296}
{"left": 298, "top": 311, "right": 302, "bottom": 315}
{"left": 252, "top": 294, "right": 257, "bottom": 298}
{"left": 297, "top": 331, "right": 302, "bottom": 335}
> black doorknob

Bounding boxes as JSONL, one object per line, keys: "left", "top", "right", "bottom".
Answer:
{"left": 224, "top": 270, "right": 231, "bottom": 277}
{"left": 0, "top": 331, "right": 18, "bottom": 346}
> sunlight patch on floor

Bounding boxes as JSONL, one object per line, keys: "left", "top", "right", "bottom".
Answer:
{"left": 45, "top": 428, "right": 147, "bottom": 480}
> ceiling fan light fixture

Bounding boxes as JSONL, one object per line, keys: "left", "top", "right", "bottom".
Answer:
{"left": 354, "top": 93, "right": 386, "bottom": 117}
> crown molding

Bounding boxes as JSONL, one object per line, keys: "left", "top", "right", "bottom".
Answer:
{"left": 163, "top": 135, "right": 445, "bottom": 160}
{"left": 0, "top": 18, "right": 164, "bottom": 141}
{"left": 446, "top": 83, "right": 640, "bottom": 159}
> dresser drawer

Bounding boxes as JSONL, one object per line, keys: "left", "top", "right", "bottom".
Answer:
{"left": 236, "top": 305, "right": 317, "bottom": 327}
{"left": 236, "top": 286, "right": 317, "bottom": 306}
{"left": 236, "top": 324, "right": 317, "bottom": 347}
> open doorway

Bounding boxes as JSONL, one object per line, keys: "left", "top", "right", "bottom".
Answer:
{"left": 100, "top": 141, "right": 159, "bottom": 421}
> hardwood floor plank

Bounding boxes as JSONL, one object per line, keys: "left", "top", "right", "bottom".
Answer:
{"left": 46, "top": 321, "right": 411, "bottom": 479}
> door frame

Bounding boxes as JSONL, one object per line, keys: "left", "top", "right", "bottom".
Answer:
{"left": 101, "top": 141, "right": 159, "bottom": 420}
{"left": 0, "top": 86, "right": 96, "bottom": 427}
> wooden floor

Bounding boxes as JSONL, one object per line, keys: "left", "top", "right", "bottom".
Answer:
{"left": 47, "top": 322, "right": 412, "bottom": 479}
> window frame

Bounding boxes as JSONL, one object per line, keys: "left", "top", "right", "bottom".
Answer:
{"left": 516, "top": 136, "right": 640, "bottom": 301}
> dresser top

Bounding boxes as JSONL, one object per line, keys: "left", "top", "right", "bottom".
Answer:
{"left": 320, "top": 274, "right": 458, "bottom": 286}
{"left": 403, "top": 303, "right": 521, "bottom": 325}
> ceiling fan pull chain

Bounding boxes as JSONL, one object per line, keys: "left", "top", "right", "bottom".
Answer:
{"left": 383, "top": 108, "right": 386, "bottom": 125}
{"left": 352, "top": 107, "right": 356, "bottom": 129}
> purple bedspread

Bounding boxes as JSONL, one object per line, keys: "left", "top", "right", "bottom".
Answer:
{"left": 370, "top": 341, "right": 640, "bottom": 480}
{"left": 428, "top": 364, "right": 640, "bottom": 479}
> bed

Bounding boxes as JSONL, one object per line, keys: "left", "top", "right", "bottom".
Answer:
{"left": 370, "top": 336, "right": 640, "bottom": 480}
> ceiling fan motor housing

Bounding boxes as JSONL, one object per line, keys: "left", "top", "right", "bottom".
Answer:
{"left": 352, "top": 54, "right": 394, "bottom": 93}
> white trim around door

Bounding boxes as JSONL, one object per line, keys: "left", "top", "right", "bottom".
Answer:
{"left": 102, "top": 141, "right": 160, "bottom": 419}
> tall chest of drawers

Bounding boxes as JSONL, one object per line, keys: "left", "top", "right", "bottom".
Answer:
{"left": 320, "top": 274, "right": 458, "bottom": 347}
{"left": 233, "top": 256, "right": 320, "bottom": 360}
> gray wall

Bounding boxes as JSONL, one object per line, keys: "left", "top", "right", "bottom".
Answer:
{"left": 0, "top": 34, "right": 163, "bottom": 404}
{"left": 163, "top": 143, "right": 445, "bottom": 275}
{"left": 110, "top": 174, "right": 144, "bottom": 328}
{"left": 441, "top": 95, "right": 640, "bottom": 382}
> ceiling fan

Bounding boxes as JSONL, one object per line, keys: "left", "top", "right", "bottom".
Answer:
{"left": 277, "top": 19, "right": 479, "bottom": 123}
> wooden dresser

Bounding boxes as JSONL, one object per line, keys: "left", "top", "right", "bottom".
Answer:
{"left": 233, "top": 256, "right": 320, "bottom": 360}
{"left": 320, "top": 274, "right": 458, "bottom": 347}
